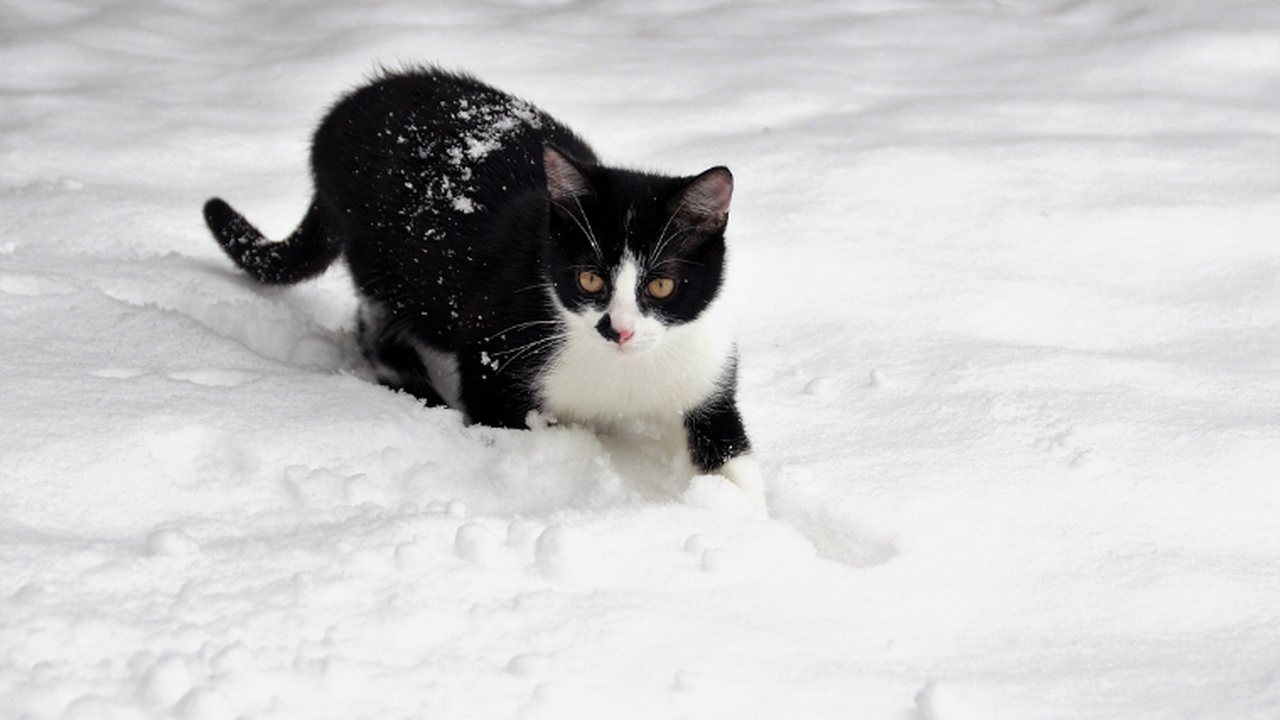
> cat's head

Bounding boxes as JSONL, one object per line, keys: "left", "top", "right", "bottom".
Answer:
{"left": 541, "top": 146, "right": 732, "bottom": 357}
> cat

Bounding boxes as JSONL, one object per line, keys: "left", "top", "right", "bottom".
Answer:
{"left": 202, "top": 67, "right": 763, "bottom": 509}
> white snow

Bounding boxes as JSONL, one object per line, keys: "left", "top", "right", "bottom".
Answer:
{"left": 3, "top": 0, "right": 1280, "bottom": 718}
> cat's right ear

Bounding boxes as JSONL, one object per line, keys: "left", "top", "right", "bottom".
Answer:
{"left": 544, "top": 146, "right": 592, "bottom": 203}
{"left": 672, "top": 166, "right": 733, "bottom": 234}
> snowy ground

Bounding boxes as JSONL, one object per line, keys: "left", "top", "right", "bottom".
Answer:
{"left": 3, "top": 0, "right": 1280, "bottom": 718}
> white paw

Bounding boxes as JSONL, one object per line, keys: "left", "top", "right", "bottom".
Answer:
{"left": 715, "top": 455, "right": 768, "bottom": 516}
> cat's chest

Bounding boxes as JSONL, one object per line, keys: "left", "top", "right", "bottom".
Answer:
{"left": 536, "top": 306, "right": 734, "bottom": 426}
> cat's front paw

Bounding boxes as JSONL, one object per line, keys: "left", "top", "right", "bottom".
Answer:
{"left": 714, "top": 454, "right": 768, "bottom": 516}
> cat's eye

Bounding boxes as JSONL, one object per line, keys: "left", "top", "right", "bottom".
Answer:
{"left": 578, "top": 271, "right": 605, "bottom": 294}
{"left": 646, "top": 277, "right": 676, "bottom": 300}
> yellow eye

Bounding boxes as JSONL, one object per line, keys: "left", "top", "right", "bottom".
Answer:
{"left": 578, "top": 271, "right": 605, "bottom": 294}
{"left": 646, "top": 277, "right": 675, "bottom": 299}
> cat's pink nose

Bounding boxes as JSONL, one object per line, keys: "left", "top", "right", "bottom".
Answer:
{"left": 616, "top": 328, "right": 634, "bottom": 344}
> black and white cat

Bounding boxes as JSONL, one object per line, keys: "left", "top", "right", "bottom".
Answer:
{"left": 203, "top": 67, "right": 763, "bottom": 509}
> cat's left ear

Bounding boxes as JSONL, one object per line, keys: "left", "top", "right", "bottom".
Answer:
{"left": 672, "top": 167, "right": 733, "bottom": 233}
{"left": 545, "top": 146, "right": 592, "bottom": 203}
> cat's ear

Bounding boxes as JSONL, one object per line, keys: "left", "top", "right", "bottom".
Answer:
{"left": 671, "top": 167, "right": 733, "bottom": 233}
{"left": 544, "top": 146, "right": 592, "bottom": 203}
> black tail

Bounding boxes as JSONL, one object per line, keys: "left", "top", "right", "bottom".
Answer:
{"left": 203, "top": 198, "right": 342, "bottom": 285}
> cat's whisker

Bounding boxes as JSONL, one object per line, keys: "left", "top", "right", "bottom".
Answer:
{"left": 489, "top": 332, "right": 566, "bottom": 359}
{"left": 571, "top": 195, "right": 605, "bottom": 264}
{"left": 651, "top": 195, "right": 689, "bottom": 261}
{"left": 553, "top": 199, "right": 603, "bottom": 263}
{"left": 650, "top": 256, "right": 704, "bottom": 273}
{"left": 651, "top": 227, "right": 691, "bottom": 269}
{"left": 481, "top": 319, "right": 562, "bottom": 343}
{"left": 493, "top": 333, "right": 569, "bottom": 374}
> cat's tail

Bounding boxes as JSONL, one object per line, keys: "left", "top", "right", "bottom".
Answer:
{"left": 202, "top": 198, "right": 342, "bottom": 285}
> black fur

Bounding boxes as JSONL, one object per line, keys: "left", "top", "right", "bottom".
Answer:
{"left": 203, "top": 199, "right": 339, "bottom": 284}
{"left": 685, "top": 361, "right": 752, "bottom": 471}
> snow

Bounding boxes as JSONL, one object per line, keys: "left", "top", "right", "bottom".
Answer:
{"left": 2, "top": 0, "right": 1280, "bottom": 718}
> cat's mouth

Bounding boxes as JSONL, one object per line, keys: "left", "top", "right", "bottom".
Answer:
{"left": 598, "top": 329, "right": 656, "bottom": 356}
{"left": 613, "top": 335, "right": 657, "bottom": 356}
{"left": 591, "top": 314, "right": 657, "bottom": 356}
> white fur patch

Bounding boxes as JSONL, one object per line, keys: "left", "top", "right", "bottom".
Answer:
{"left": 715, "top": 454, "right": 767, "bottom": 514}
{"left": 595, "top": 258, "right": 665, "bottom": 356}
{"left": 415, "top": 342, "right": 462, "bottom": 408}
{"left": 537, "top": 281, "right": 735, "bottom": 428}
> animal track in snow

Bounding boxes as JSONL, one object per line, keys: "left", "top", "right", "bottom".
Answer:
{"left": 1035, "top": 427, "right": 1097, "bottom": 469}
{"left": 174, "top": 688, "right": 235, "bottom": 720}
{"left": 506, "top": 653, "right": 553, "bottom": 678}
{"left": 534, "top": 524, "right": 598, "bottom": 582}
{"left": 137, "top": 653, "right": 195, "bottom": 709}
{"left": 145, "top": 528, "right": 201, "bottom": 557}
{"left": 454, "top": 521, "right": 503, "bottom": 565}
{"left": 770, "top": 472, "right": 900, "bottom": 570}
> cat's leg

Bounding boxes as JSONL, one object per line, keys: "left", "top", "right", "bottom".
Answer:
{"left": 454, "top": 350, "right": 536, "bottom": 429}
{"left": 368, "top": 340, "right": 450, "bottom": 407}
{"left": 684, "top": 394, "right": 766, "bottom": 513}
{"left": 356, "top": 299, "right": 448, "bottom": 406}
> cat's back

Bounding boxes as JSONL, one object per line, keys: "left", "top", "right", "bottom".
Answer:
{"left": 312, "top": 68, "right": 593, "bottom": 213}
{"left": 309, "top": 68, "right": 597, "bottom": 348}
{"left": 317, "top": 68, "right": 536, "bottom": 152}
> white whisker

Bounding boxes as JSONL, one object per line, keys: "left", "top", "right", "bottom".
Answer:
{"left": 571, "top": 195, "right": 604, "bottom": 264}
{"left": 651, "top": 195, "right": 689, "bottom": 262}
{"left": 494, "top": 333, "right": 568, "bottom": 374}
{"left": 482, "top": 319, "right": 562, "bottom": 343}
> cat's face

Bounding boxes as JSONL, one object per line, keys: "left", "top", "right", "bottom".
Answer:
{"left": 542, "top": 148, "right": 731, "bottom": 358}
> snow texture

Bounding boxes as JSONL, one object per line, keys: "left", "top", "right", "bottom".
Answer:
{"left": 3, "top": 0, "right": 1280, "bottom": 718}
